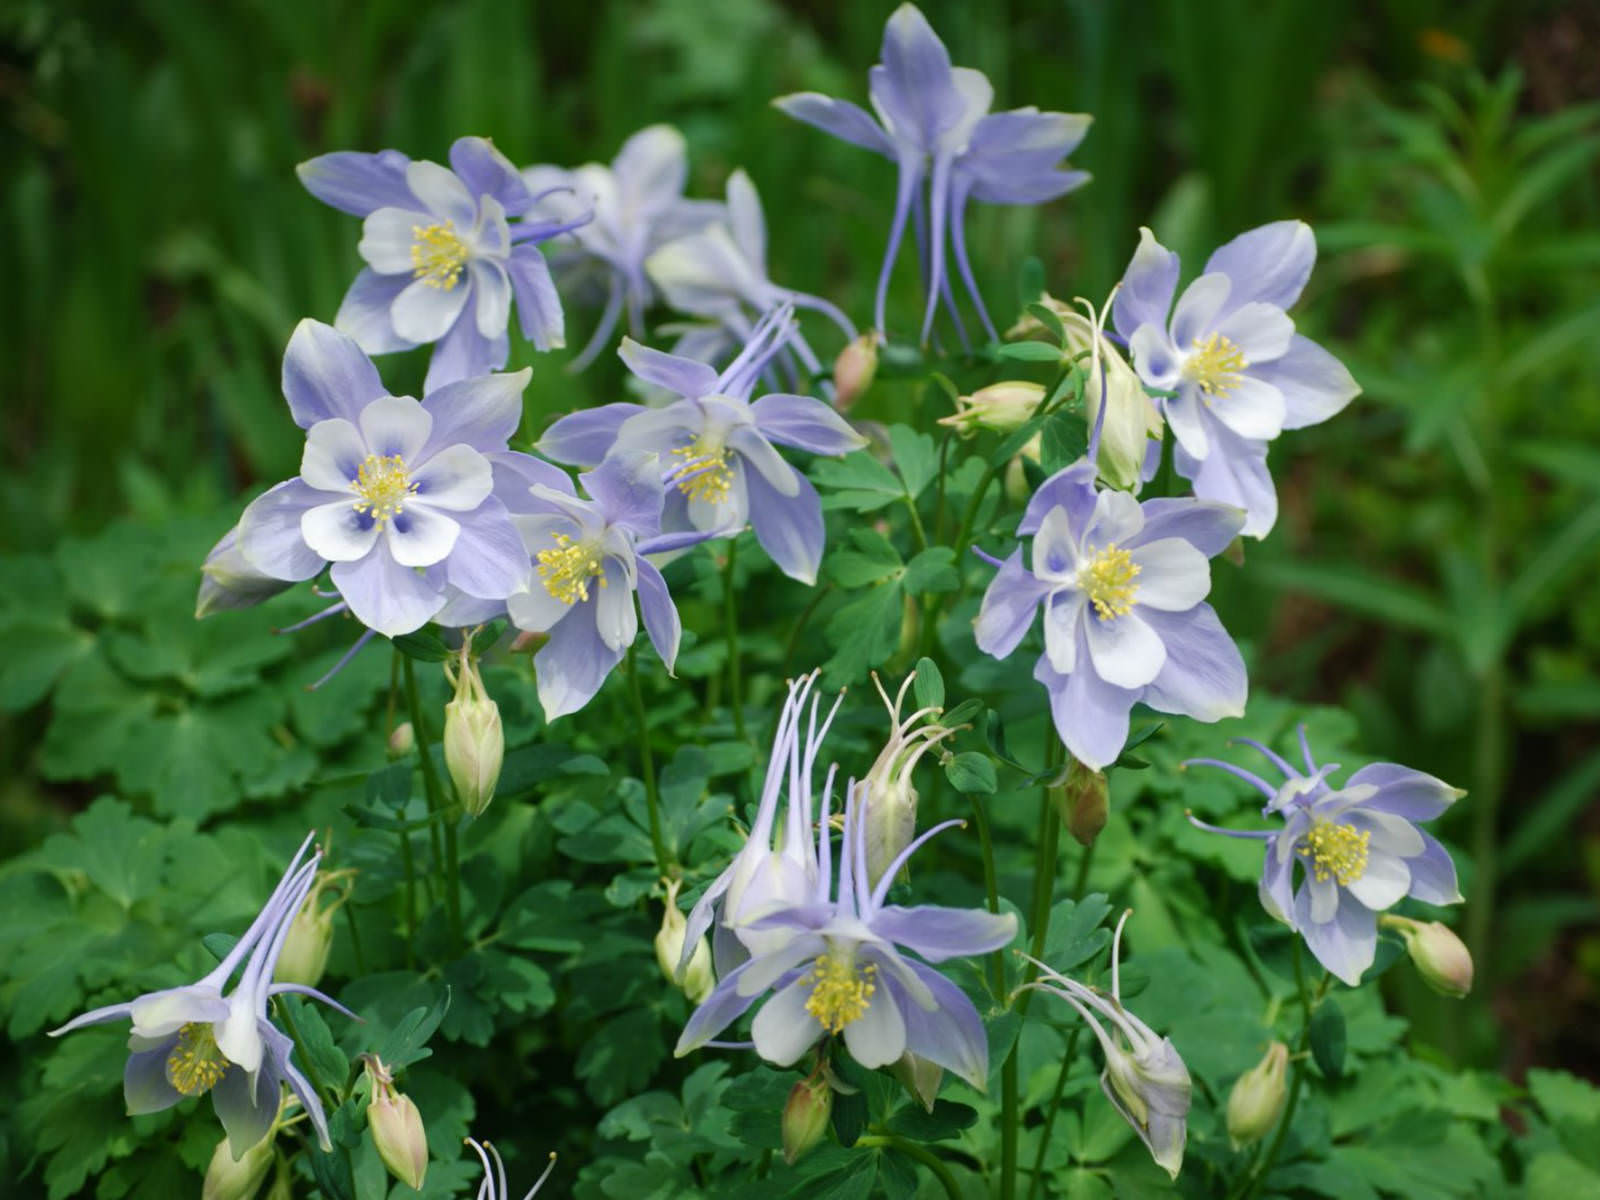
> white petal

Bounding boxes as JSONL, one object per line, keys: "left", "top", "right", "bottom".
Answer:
{"left": 594, "top": 558, "right": 638, "bottom": 651}
{"left": 1345, "top": 852, "right": 1411, "bottom": 912}
{"left": 300, "top": 418, "right": 365, "bottom": 493}
{"left": 301, "top": 501, "right": 380, "bottom": 562}
{"left": 1307, "top": 872, "right": 1339, "bottom": 923}
{"left": 1031, "top": 505, "right": 1080, "bottom": 580}
{"left": 405, "top": 160, "right": 476, "bottom": 225}
{"left": 358, "top": 207, "right": 430, "bottom": 274}
{"left": 1129, "top": 538, "right": 1210, "bottom": 611}
{"left": 750, "top": 978, "right": 824, "bottom": 1067}
{"left": 841, "top": 983, "right": 907, "bottom": 1069}
{"left": 1043, "top": 591, "right": 1084, "bottom": 674}
{"left": 1214, "top": 301, "right": 1294, "bottom": 364}
{"left": 1170, "top": 273, "right": 1230, "bottom": 347}
{"left": 1084, "top": 610, "right": 1166, "bottom": 689}
{"left": 506, "top": 581, "right": 573, "bottom": 633}
{"left": 1346, "top": 808, "right": 1426, "bottom": 858}
{"left": 212, "top": 997, "right": 263, "bottom": 1075}
{"left": 1164, "top": 387, "right": 1210, "bottom": 459}
{"left": 391, "top": 276, "right": 470, "bottom": 344}
{"left": 1085, "top": 488, "right": 1144, "bottom": 548}
{"left": 411, "top": 444, "right": 493, "bottom": 511}
{"left": 358, "top": 395, "right": 432, "bottom": 463}
{"left": 384, "top": 505, "right": 461, "bottom": 567}
{"left": 1128, "top": 323, "right": 1181, "bottom": 389}
{"left": 470, "top": 259, "right": 511, "bottom": 339}
{"left": 1214, "top": 375, "right": 1285, "bottom": 440}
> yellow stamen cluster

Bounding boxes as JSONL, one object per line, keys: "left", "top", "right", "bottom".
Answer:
{"left": 803, "top": 952, "right": 877, "bottom": 1034}
{"left": 410, "top": 221, "right": 468, "bottom": 290}
{"left": 1079, "top": 544, "right": 1141, "bottom": 620}
{"left": 1299, "top": 820, "right": 1371, "bottom": 885}
{"left": 165, "top": 1022, "right": 230, "bottom": 1096}
{"left": 1184, "top": 332, "right": 1248, "bottom": 397}
{"left": 352, "top": 453, "right": 416, "bottom": 527}
{"left": 671, "top": 442, "right": 734, "bottom": 505}
{"left": 536, "top": 533, "right": 607, "bottom": 605}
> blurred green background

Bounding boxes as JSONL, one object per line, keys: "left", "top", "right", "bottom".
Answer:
{"left": 3, "top": 0, "right": 1597, "bottom": 1082}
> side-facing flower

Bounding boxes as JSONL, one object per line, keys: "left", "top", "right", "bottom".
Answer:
{"left": 676, "top": 781, "right": 1016, "bottom": 1091}
{"left": 538, "top": 307, "right": 867, "bottom": 584}
{"left": 503, "top": 453, "right": 704, "bottom": 720}
{"left": 298, "top": 136, "right": 578, "bottom": 389}
{"left": 1112, "top": 223, "right": 1359, "bottom": 535}
{"left": 859, "top": 671, "right": 961, "bottom": 889}
{"left": 522, "top": 125, "right": 724, "bottom": 370}
{"left": 1021, "top": 912, "right": 1192, "bottom": 1179}
{"left": 975, "top": 459, "right": 1248, "bottom": 769}
{"left": 1186, "top": 730, "right": 1464, "bottom": 985}
{"left": 50, "top": 833, "right": 351, "bottom": 1157}
{"left": 218, "top": 321, "right": 535, "bottom": 638}
{"left": 465, "top": 1139, "right": 556, "bottom": 1200}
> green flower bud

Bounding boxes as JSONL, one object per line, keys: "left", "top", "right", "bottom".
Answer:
{"left": 655, "top": 879, "right": 715, "bottom": 1004}
{"left": 1381, "top": 915, "right": 1473, "bottom": 998}
{"left": 890, "top": 1051, "right": 944, "bottom": 1113}
{"left": 1053, "top": 760, "right": 1109, "bottom": 848}
{"left": 782, "top": 1075, "right": 833, "bottom": 1165}
{"left": 833, "top": 331, "right": 881, "bottom": 411}
{"left": 365, "top": 1057, "right": 428, "bottom": 1191}
{"left": 444, "top": 643, "right": 502, "bottom": 819}
{"left": 1226, "top": 1041, "right": 1289, "bottom": 1149}
{"left": 939, "top": 381, "right": 1046, "bottom": 437}
{"left": 202, "top": 1131, "right": 274, "bottom": 1200}
{"left": 387, "top": 721, "right": 415, "bottom": 759}
{"left": 274, "top": 866, "right": 351, "bottom": 989}
{"left": 861, "top": 672, "right": 961, "bottom": 890}
{"left": 1060, "top": 310, "right": 1160, "bottom": 490}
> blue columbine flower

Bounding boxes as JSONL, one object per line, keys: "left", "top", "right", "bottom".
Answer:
{"left": 1186, "top": 729, "right": 1465, "bottom": 986}
{"left": 465, "top": 1138, "right": 556, "bottom": 1199}
{"left": 974, "top": 459, "right": 1248, "bottom": 770}
{"left": 537, "top": 307, "right": 866, "bottom": 585}
{"left": 775, "top": 3, "right": 1088, "bottom": 344}
{"left": 676, "top": 778, "right": 1016, "bottom": 1090}
{"left": 1111, "top": 222, "right": 1360, "bottom": 536}
{"left": 219, "top": 321, "right": 538, "bottom": 639}
{"left": 50, "top": 833, "right": 351, "bottom": 1157}
{"left": 298, "top": 136, "right": 581, "bottom": 390}
{"left": 521, "top": 125, "right": 725, "bottom": 370}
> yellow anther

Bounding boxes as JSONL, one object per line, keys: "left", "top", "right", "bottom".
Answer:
{"left": 410, "top": 221, "right": 468, "bottom": 290}
{"left": 352, "top": 453, "right": 416, "bottom": 527}
{"left": 802, "top": 951, "right": 877, "bottom": 1034}
{"left": 165, "top": 1022, "right": 230, "bottom": 1097}
{"left": 1183, "top": 332, "right": 1248, "bottom": 398}
{"left": 671, "top": 441, "right": 734, "bottom": 505}
{"left": 1299, "top": 820, "right": 1370, "bottom": 886}
{"left": 1079, "top": 544, "right": 1141, "bottom": 620}
{"left": 536, "top": 533, "right": 606, "bottom": 605}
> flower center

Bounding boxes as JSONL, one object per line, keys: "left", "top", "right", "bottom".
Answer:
{"left": 536, "top": 533, "right": 606, "bottom": 605}
{"left": 165, "top": 1022, "right": 230, "bottom": 1097}
{"left": 671, "top": 440, "right": 734, "bottom": 505}
{"left": 1183, "top": 332, "right": 1248, "bottom": 398}
{"left": 1299, "top": 820, "right": 1370, "bottom": 885}
{"left": 352, "top": 453, "right": 417, "bottom": 528}
{"left": 1078, "top": 544, "right": 1141, "bottom": 620}
{"left": 411, "top": 221, "right": 468, "bottom": 290}
{"left": 803, "top": 950, "right": 877, "bottom": 1034}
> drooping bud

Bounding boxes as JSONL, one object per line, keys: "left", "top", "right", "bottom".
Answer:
{"left": 1060, "top": 309, "right": 1160, "bottom": 490}
{"left": 274, "top": 865, "right": 352, "bottom": 989}
{"left": 1381, "top": 915, "right": 1473, "bottom": 998}
{"left": 443, "top": 639, "right": 503, "bottom": 819}
{"left": 782, "top": 1075, "right": 833, "bottom": 1165}
{"left": 833, "top": 331, "right": 881, "bottom": 410}
{"left": 1226, "top": 1041, "right": 1289, "bottom": 1148}
{"left": 861, "top": 672, "right": 962, "bottom": 889}
{"left": 202, "top": 1130, "right": 275, "bottom": 1200}
{"left": 365, "top": 1057, "right": 428, "bottom": 1191}
{"left": 891, "top": 1051, "right": 944, "bottom": 1113}
{"left": 196, "top": 526, "right": 292, "bottom": 619}
{"left": 939, "top": 381, "right": 1046, "bottom": 437}
{"left": 387, "top": 721, "right": 415, "bottom": 759}
{"left": 1053, "top": 760, "right": 1109, "bottom": 848}
{"left": 655, "top": 879, "right": 715, "bottom": 1003}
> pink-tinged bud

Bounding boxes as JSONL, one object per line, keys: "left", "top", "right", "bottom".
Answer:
{"left": 444, "top": 644, "right": 502, "bottom": 819}
{"left": 1381, "top": 916, "right": 1473, "bottom": 998}
{"left": 203, "top": 1131, "right": 274, "bottom": 1200}
{"left": 1226, "top": 1041, "right": 1288, "bottom": 1148}
{"left": 891, "top": 1051, "right": 944, "bottom": 1113}
{"left": 366, "top": 1058, "right": 428, "bottom": 1190}
{"left": 655, "top": 880, "right": 715, "bottom": 1003}
{"left": 939, "top": 381, "right": 1046, "bottom": 437}
{"left": 833, "top": 332, "right": 881, "bottom": 410}
{"left": 1053, "top": 760, "right": 1109, "bottom": 848}
{"left": 387, "top": 721, "right": 415, "bottom": 759}
{"left": 782, "top": 1075, "right": 833, "bottom": 1165}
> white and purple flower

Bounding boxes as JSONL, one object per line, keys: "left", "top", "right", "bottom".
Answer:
{"left": 299, "top": 137, "right": 579, "bottom": 390}
{"left": 538, "top": 308, "right": 866, "bottom": 585}
{"left": 1112, "top": 222, "right": 1360, "bottom": 536}
{"left": 975, "top": 459, "right": 1248, "bottom": 770}
{"left": 1187, "top": 732, "right": 1464, "bottom": 986}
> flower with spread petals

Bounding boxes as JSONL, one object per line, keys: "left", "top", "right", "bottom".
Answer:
{"left": 538, "top": 307, "right": 867, "bottom": 585}
{"left": 676, "top": 779, "right": 1016, "bottom": 1090}
{"left": 522, "top": 125, "right": 724, "bottom": 370}
{"left": 50, "top": 833, "right": 352, "bottom": 1157}
{"left": 1186, "top": 729, "right": 1464, "bottom": 986}
{"left": 975, "top": 459, "right": 1247, "bottom": 769}
{"left": 215, "top": 321, "right": 539, "bottom": 638}
{"left": 1112, "top": 222, "right": 1359, "bottom": 535}
{"left": 465, "top": 1139, "right": 556, "bottom": 1200}
{"left": 298, "top": 137, "right": 579, "bottom": 390}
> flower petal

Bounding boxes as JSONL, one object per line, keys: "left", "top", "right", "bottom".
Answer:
{"left": 507, "top": 244, "right": 566, "bottom": 350}
{"left": 895, "top": 962, "right": 990, "bottom": 1090}
{"left": 1084, "top": 610, "right": 1166, "bottom": 690}
{"left": 974, "top": 547, "right": 1048, "bottom": 659}
{"left": 842, "top": 977, "right": 907, "bottom": 1069}
{"left": 123, "top": 1039, "right": 182, "bottom": 1116}
{"left": 869, "top": 906, "right": 1017, "bottom": 961}
{"left": 470, "top": 259, "right": 512, "bottom": 340}
{"left": 1173, "top": 418, "right": 1277, "bottom": 538}
{"left": 1128, "top": 322, "right": 1181, "bottom": 390}
{"left": 751, "top": 393, "right": 868, "bottom": 456}
{"left": 419, "top": 369, "right": 529, "bottom": 459}
{"left": 618, "top": 338, "right": 720, "bottom": 399}
{"left": 410, "top": 444, "right": 494, "bottom": 511}
{"left": 1403, "top": 834, "right": 1463, "bottom": 905}
{"left": 334, "top": 269, "right": 416, "bottom": 355}
{"left": 594, "top": 557, "right": 638, "bottom": 652}
{"left": 1126, "top": 498, "right": 1245, "bottom": 557}
{"left": 1035, "top": 647, "right": 1138, "bottom": 771}
{"left": 1214, "top": 301, "right": 1294, "bottom": 365}
{"left": 1129, "top": 537, "right": 1211, "bottom": 612}
{"left": 448, "top": 136, "right": 531, "bottom": 213}
{"left": 635, "top": 559, "right": 681, "bottom": 670}
{"left": 1138, "top": 604, "right": 1247, "bottom": 722}
{"left": 426, "top": 308, "right": 509, "bottom": 391}
{"left": 238, "top": 480, "right": 337, "bottom": 581}
{"left": 580, "top": 453, "right": 667, "bottom": 536}
{"left": 391, "top": 275, "right": 471, "bottom": 345}
{"left": 405, "top": 160, "right": 477, "bottom": 226}
{"left": 358, "top": 395, "right": 432, "bottom": 463}
{"left": 282, "top": 319, "right": 389, "bottom": 430}
{"left": 297, "top": 149, "right": 416, "bottom": 217}
{"left": 745, "top": 464, "right": 824, "bottom": 585}
{"left": 300, "top": 417, "right": 365, "bottom": 493}
{"left": 384, "top": 505, "right": 461, "bottom": 568}
{"left": 1170, "top": 273, "right": 1231, "bottom": 348}
{"left": 772, "top": 93, "right": 895, "bottom": 156}
{"left": 443, "top": 499, "right": 529, "bottom": 599}
{"left": 1042, "top": 590, "right": 1085, "bottom": 675}
{"left": 301, "top": 500, "right": 380, "bottom": 562}
{"left": 211, "top": 1059, "right": 278, "bottom": 1158}
{"left": 1203, "top": 220, "right": 1315, "bottom": 316}
{"left": 676, "top": 959, "right": 767, "bottom": 1056}
{"left": 750, "top": 977, "right": 825, "bottom": 1067}
{"left": 1347, "top": 763, "right": 1462, "bottom": 823}
{"left": 1295, "top": 885, "right": 1377, "bottom": 987}
{"left": 533, "top": 603, "right": 626, "bottom": 720}
{"left": 358, "top": 206, "right": 429, "bottom": 275}
{"left": 1253, "top": 334, "right": 1360, "bottom": 431}
{"left": 1112, "top": 227, "right": 1179, "bottom": 340}
{"left": 330, "top": 543, "right": 445, "bottom": 637}
{"left": 1018, "top": 460, "right": 1098, "bottom": 538}
{"left": 1345, "top": 851, "right": 1411, "bottom": 912}
{"left": 538, "top": 403, "right": 645, "bottom": 466}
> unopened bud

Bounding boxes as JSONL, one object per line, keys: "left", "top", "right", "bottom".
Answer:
{"left": 782, "top": 1075, "right": 833, "bottom": 1165}
{"left": 274, "top": 867, "right": 350, "bottom": 989}
{"left": 655, "top": 880, "right": 714, "bottom": 1003}
{"left": 366, "top": 1058, "right": 428, "bottom": 1190}
{"left": 196, "top": 525, "right": 292, "bottom": 619}
{"left": 861, "top": 673, "right": 960, "bottom": 890}
{"left": 939, "top": 381, "right": 1046, "bottom": 437}
{"left": 1381, "top": 915, "right": 1473, "bottom": 998}
{"left": 1102, "top": 1036, "right": 1191, "bottom": 1181}
{"left": 387, "top": 721, "right": 415, "bottom": 759}
{"left": 833, "top": 331, "right": 881, "bottom": 410}
{"left": 891, "top": 1051, "right": 944, "bottom": 1113}
{"left": 203, "top": 1130, "right": 275, "bottom": 1200}
{"left": 444, "top": 643, "right": 502, "bottom": 819}
{"left": 263, "top": 1162, "right": 292, "bottom": 1200}
{"left": 1226, "top": 1041, "right": 1288, "bottom": 1148}
{"left": 1060, "top": 310, "right": 1159, "bottom": 490}
{"left": 1053, "top": 760, "right": 1108, "bottom": 848}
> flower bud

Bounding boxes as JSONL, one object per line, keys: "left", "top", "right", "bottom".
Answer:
{"left": 939, "top": 381, "right": 1046, "bottom": 437}
{"left": 263, "top": 1163, "right": 292, "bottom": 1200}
{"left": 203, "top": 1131, "right": 275, "bottom": 1200}
{"left": 1101, "top": 1036, "right": 1192, "bottom": 1181}
{"left": 861, "top": 673, "right": 961, "bottom": 890}
{"left": 366, "top": 1058, "right": 428, "bottom": 1191}
{"left": 891, "top": 1051, "right": 944, "bottom": 1113}
{"left": 782, "top": 1075, "right": 833, "bottom": 1165}
{"left": 655, "top": 880, "right": 715, "bottom": 1003}
{"left": 196, "top": 526, "right": 292, "bottom": 619}
{"left": 274, "top": 867, "right": 350, "bottom": 989}
{"left": 1060, "top": 310, "right": 1160, "bottom": 490}
{"left": 444, "top": 644, "right": 502, "bottom": 819}
{"left": 1226, "top": 1041, "right": 1288, "bottom": 1149}
{"left": 1053, "top": 760, "right": 1108, "bottom": 848}
{"left": 387, "top": 721, "right": 415, "bottom": 759}
{"left": 833, "top": 331, "right": 881, "bottom": 410}
{"left": 1381, "top": 915, "right": 1473, "bottom": 998}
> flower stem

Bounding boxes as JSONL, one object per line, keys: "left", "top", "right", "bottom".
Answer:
{"left": 858, "top": 1134, "right": 962, "bottom": 1200}
{"left": 1025, "top": 1025, "right": 1082, "bottom": 1200}
{"left": 402, "top": 655, "right": 462, "bottom": 950}
{"left": 970, "top": 793, "right": 1004, "bottom": 1000}
{"left": 724, "top": 538, "right": 748, "bottom": 742}
{"left": 627, "top": 643, "right": 672, "bottom": 872}
{"left": 1240, "top": 942, "right": 1313, "bottom": 1200}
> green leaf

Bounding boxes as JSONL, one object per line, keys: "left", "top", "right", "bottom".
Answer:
{"left": 1040, "top": 410, "right": 1089, "bottom": 474}
{"left": 944, "top": 752, "right": 997, "bottom": 795}
{"left": 887, "top": 424, "right": 937, "bottom": 500}
{"left": 828, "top": 528, "right": 903, "bottom": 588}
{"left": 814, "top": 452, "right": 905, "bottom": 513}
{"left": 995, "top": 341, "right": 1064, "bottom": 363}
{"left": 885, "top": 1100, "right": 978, "bottom": 1142}
{"left": 1310, "top": 999, "right": 1347, "bottom": 1080}
{"left": 912, "top": 657, "right": 944, "bottom": 711}
{"left": 392, "top": 628, "right": 451, "bottom": 662}
{"left": 902, "top": 547, "right": 959, "bottom": 595}
{"left": 1023, "top": 301, "right": 1067, "bottom": 344}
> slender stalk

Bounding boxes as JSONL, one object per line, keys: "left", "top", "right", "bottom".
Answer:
{"left": 1026, "top": 1026, "right": 1082, "bottom": 1200}
{"left": 780, "top": 581, "right": 833, "bottom": 675}
{"left": 951, "top": 459, "right": 1003, "bottom": 571}
{"left": 1240, "top": 943, "right": 1312, "bottom": 1200}
{"left": 627, "top": 643, "right": 672, "bottom": 872}
{"left": 970, "top": 794, "right": 1004, "bottom": 1000}
{"left": 857, "top": 1134, "right": 962, "bottom": 1200}
{"left": 723, "top": 539, "right": 748, "bottom": 742}
{"left": 904, "top": 491, "right": 930, "bottom": 551}
{"left": 396, "top": 813, "right": 416, "bottom": 970}
{"left": 402, "top": 656, "right": 462, "bottom": 949}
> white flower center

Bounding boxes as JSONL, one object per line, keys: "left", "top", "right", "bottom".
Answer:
{"left": 352, "top": 453, "right": 416, "bottom": 528}
{"left": 1078, "top": 543, "right": 1141, "bottom": 620}
{"left": 411, "top": 220, "right": 469, "bottom": 290}
{"left": 536, "top": 533, "right": 606, "bottom": 605}
{"left": 1183, "top": 332, "right": 1248, "bottom": 398}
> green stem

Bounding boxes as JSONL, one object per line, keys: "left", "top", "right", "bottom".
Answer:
{"left": 627, "top": 643, "right": 672, "bottom": 872}
{"left": 970, "top": 793, "right": 1004, "bottom": 1000}
{"left": 952, "top": 459, "right": 1003, "bottom": 572}
{"left": 1240, "top": 943, "right": 1312, "bottom": 1200}
{"left": 396, "top": 813, "right": 416, "bottom": 970}
{"left": 858, "top": 1134, "right": 962, "bottom": 1200}
{"left": 402, "top": 656, "right": 462, "bottom": 949}
{"left": 1025, "top": 1026, "right": 1082, "bottom": 1200}
{"left": 724, "top": 539, "right": 748, "bottom": 742}
{"left": 932, "top": 430, "right": 954, "bottom": 544}
{"left": 903, "top": 491, "right": 929, "bottom": 551}
{"left": 1465, "top": 657, "right": 1504, "bottom": 976}
{"left": 781, "top": 581, "right": 833, "bottom": 675}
